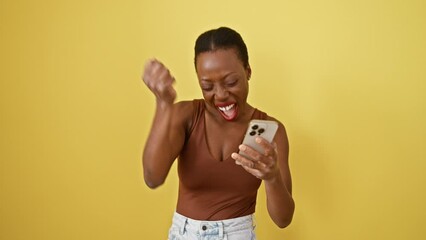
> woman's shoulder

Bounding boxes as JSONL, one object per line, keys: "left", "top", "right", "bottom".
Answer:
{"left": 254, "top": 108, "right": 286, "bottom": 130}
{"left": 174, "top": 99, "right": 205, "bottom": 131}
{"left": 174, "top": 99, "right": 204, "bottom": 113}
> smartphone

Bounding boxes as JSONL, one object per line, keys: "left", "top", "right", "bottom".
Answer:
{"left": 239, "top": 119, "right": 278, "bottom": 159}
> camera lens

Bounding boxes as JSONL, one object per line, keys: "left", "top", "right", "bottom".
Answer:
{"left": 258, "top": 128, "right": 265, "bottom": 134}
{"left": 251, "top": 124, "right": 259, "bottom": 130}
{"left": 249, "top": 131, "right": 256, "bottom": 136}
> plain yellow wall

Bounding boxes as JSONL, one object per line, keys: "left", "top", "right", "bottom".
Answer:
{"left": 1, "top": 0, "right": 425, "bottom": 239}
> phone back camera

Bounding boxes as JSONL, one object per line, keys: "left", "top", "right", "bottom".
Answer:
{"left": 258, "top": 128, "right": 265, "bottom": 135}
{"left": 251, "top": 124, "right": 259, "bottom": 130}
{"left": 249, "top": 131, "right": 257, "bottom": 136}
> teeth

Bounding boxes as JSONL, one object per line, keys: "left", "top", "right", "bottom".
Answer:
{"left": 219, "top": 104, "right": 235, "bottom": 111}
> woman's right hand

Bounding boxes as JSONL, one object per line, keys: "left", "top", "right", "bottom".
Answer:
{"left": 142, "top": 59, "right": 177, "bottom": 104}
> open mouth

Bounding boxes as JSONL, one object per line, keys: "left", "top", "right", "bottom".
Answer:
{"left": 217, "top": 103, "right": 238, "bottom": 121}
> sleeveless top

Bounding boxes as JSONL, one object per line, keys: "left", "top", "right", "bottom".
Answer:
{"left": 176, "top": 99, "right": 269, "bottom": 220}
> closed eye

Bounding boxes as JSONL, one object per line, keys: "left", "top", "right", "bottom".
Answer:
{"left": 201, "top": 84, "right": 213, "bottom": 91}
{"left": 225, "top": 79, "right": 238, "bottom": 87}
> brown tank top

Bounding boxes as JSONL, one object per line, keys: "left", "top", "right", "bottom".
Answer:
{"left": 176, "top": 99, "right": 268, "bottom": 220}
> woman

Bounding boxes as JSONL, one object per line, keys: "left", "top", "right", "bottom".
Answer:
{"left": 142, "top": 27, "right": 294, "bottom": 240}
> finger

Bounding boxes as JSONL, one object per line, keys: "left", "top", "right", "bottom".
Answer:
{"left": 231, "top": 152, "right": 255, "bottom": 168}
{"left": 144, "top": 62, "right": 174, "bottom": 92}
{"left": 231, "top": 152, "right": 266, "bottom": 169}
{"left": 144, "top": 58, "right": 154, "bottom": 70}
{"left": 144, "top": 59, "right": 160, "bottom": 74}
{"left": 254, "top": 137, "right": 275, "bottom": 156}
{"left": 238, "top": 144, "right": 263, "bottom": 162}
{"left": 232, "top": 153, "right": 270, "bottom": 180}
{"left": 150, "top": 61, "right": 163, "bottom": 77}
{"left": 142, "top": 59, "right": 160, "bottom": 85}
{"left": 238, "top": 144, "right": 272, "bottom": 168}
{"left": 158, "top": 68, "right": 174, "bottom": 85}
{"left": 155, "top": 71, "right": 174, "bottom": 90}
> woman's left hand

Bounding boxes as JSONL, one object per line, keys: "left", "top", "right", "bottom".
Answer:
{"left": 231, "top": 137, "right": 280, "bottom": 181}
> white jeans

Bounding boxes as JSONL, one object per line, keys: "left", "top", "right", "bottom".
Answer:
{"left": 168, "top": 212, "right": 256, "bottom": 240}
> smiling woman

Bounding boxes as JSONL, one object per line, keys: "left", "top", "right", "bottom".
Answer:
{"left": 196, "top": 49, "right": 250, "bottom": 121}
{"left": 142, "top": 27, "right": 295, "bottom": 240}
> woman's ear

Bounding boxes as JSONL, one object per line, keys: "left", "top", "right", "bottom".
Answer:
{"left": 246, "top": 65, "right": 252, "bottom": 80}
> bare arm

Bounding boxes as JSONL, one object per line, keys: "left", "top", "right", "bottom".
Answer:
{"left": 263, "top": 123, "right": 295, "bottom": 228}
{"left": 232, "top": 120, "right": 295, "bottom": 228}
{"left": 142, "top": 59, "right": 192, "bottom": 189}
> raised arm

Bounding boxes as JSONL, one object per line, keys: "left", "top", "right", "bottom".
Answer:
{"left": 142, "top": 59, "right": 192, "bottom": 189}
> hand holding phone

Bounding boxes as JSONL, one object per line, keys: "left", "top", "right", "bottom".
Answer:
{"left": 239, "top": 120, "right": 278, "bottom": 160}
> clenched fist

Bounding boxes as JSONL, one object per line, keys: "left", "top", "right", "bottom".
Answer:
{"left": 142, "top": 59, "right": 177, "bottom": 104}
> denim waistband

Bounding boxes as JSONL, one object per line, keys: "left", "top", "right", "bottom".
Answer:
{"left": 172, "top": 212, "right": 255, "bottom": 237}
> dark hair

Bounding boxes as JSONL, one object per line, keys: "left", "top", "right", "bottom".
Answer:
{"left": 194, "top": 27, "right": 249, "bottom": 69}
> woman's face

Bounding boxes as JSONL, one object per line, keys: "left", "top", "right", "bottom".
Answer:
{"left": 196, "top": 48, "right": 251, "bottom": 122}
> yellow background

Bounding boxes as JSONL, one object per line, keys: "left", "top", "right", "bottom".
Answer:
{"left": 1, "top": 0, "right": 425, "bottom": 239}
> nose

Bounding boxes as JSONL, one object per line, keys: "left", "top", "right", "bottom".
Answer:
{"left": 214, "top": 85, "right": 229, "bottom": 100}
